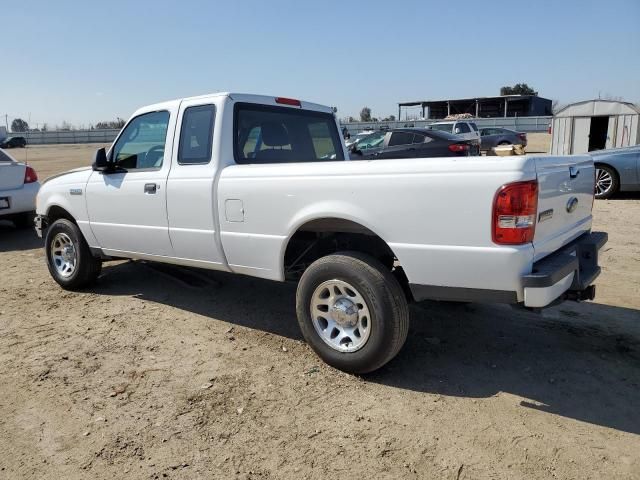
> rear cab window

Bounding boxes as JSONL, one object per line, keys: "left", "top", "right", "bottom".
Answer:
{"left": 429, "top": 123, "right": 454, "bottom": 133}
{"left": 234, "top": 103, "right": 345, "bottom": 164}
{"left": 455, "top": 123, "right": 471, "bottom": 134}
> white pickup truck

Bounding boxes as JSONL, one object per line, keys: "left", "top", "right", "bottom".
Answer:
{"left": 35, "top": 93, "right": 607, "bottom": 373}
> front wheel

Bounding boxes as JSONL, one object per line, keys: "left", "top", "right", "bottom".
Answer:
{"left": 45, "top": 219, "right": 102, "bottom": 290}
{"left": 296, "top": 252, "right": 410, "bottom": 374}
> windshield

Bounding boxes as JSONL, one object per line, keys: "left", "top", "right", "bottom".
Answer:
{"left": 428, "top": 124, "right": 454, "bottom": 133}
{"left": 355, "top": 131, "right": 386, "bottom": 150}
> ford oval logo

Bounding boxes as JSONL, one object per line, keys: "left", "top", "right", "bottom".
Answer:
{"left": 566, "top": 197, "right": 579, "bottom": 213}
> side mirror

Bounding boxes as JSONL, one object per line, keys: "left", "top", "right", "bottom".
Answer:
{"left": 92, "top": 147, "right": 109, "bottom": 171}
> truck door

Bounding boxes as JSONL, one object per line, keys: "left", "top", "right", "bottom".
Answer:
{"left": 166, "top": 98, "right": 228, "bottom": 269}
{"left": 86, "top": 107, "right": 177, "bottom": 256}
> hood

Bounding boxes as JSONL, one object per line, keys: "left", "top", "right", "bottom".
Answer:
{"left": 42, "top": 166, "right": 92, "bottom": 186}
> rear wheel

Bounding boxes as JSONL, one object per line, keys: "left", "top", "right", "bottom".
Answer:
{"left": 595, "top": 164, "right": 618, "bottom": 199}
{"left": 498, "top": 140, "right": 511, "bottom": 145}
{"left": 45, "top": 219, "right": 102, "bottom": 290}
{"left": 296, "top": 252, "right": 409, "bottom": 374}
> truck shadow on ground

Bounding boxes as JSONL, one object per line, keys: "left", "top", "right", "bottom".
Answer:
{"left": 0, "top": 222, "right": 42, "bottom": 252}
{"left": 93, "top": 260, "right": 640, "bottom": 436}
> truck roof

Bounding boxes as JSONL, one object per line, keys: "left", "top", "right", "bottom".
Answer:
{"left": 133, "top": 92, "right": 335, "bottom": 118}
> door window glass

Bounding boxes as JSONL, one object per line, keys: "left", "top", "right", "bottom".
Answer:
{"left": 412, "top": 133, "right": 426, "bottom": 144}
{"left": 178, "top": 105, "right": 215, "bottom": 164}
{"left": 388, "top": 131, "right": 413, "bottom": 146}
{"left": 112, "top": 111, "right": 170, "bottom": 170}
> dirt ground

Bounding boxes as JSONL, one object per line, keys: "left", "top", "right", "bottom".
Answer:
{"left": 1, "top": 143, "right": 639, "bottom": 480}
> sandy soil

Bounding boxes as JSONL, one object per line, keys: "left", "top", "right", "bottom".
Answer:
{"left": 1, "top": 144, "right": 639, "bottom": 479}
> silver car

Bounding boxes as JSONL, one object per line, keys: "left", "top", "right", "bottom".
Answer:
{"left": 479, "top": 128, "right": 528, "bottom": 151}
{"left": 589, "top": 145, "right": 640, "bottom": 199}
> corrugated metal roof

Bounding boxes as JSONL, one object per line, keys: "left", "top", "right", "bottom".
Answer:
{"left": 555, "top": 100, "right": 640, "bottom": 117}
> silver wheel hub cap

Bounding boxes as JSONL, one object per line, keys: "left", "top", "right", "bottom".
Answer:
{"left": 595, "top": 168, "right": 612, "bottom": 196}
{"left": 310, "top": 279, "right": 372, "bottom": 353}
{"left": 51, "top": 233, "right": 77, "bottom": 278}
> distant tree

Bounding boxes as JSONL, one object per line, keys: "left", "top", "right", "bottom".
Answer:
{"left": 381, "top": 115, "right": 396, "bottom": 121}
{"left": 59, "top": 121, "right": 73, "bottom": 131}
{"left": 360, "top": 107, "right": 372, "bottom": 122}
{"left": 346, "top": 116, "right": 356, "bottom": 123}
{"left": 500, "top": 83, "right": 537, "bottom": 96}
{"left": 41, "top": 123, "right": 48, "bottom": 132}
{"left": 95, "top": 118, "right": 126, "bottom": 129}
{"left": 11, "top": 118, "right": 29, "bottom": 132}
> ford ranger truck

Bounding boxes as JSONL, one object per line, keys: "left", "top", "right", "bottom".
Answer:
{"left": 34, "top": 93, "right": 607, "bottom": 374}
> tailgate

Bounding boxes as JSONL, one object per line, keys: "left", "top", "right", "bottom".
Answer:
{"left": 533, "top": 155, "right": 594, "bottom": 261}
{"left": 0, "top": 151, "right": 25, "bottom": 190}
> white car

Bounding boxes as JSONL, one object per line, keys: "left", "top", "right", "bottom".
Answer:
{"left": 0, "top": 149, "right": 39, "bottom": 227}
{"left": 35, "top": 92, "right": 606, "bottom": 374}
{"left": 428, "top": 120, "right": 481, "bottom": 154}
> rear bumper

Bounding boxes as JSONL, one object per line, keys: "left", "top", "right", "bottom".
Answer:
{"left": 522, "top": 231, "right": 607, "bottom": 307}
{"left": 0, "top": 182, "right": 39, "bottom": 217}
{"left": 409, "top": 231, "right": 607, "bottom": 308}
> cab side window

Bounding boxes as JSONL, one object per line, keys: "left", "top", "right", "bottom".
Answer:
{"left": 112, "top": 111, "right": 170, "bottom": 170}
{"left": 178, "top": 105, "right": 215, "bottom": 165}
{"left": 234, "top": 103, "right": 345, "bottom": 164}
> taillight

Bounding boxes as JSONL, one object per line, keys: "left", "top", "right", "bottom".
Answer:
{"left": 448, "top": 143, "right": 469, "bottom": 153}
{"left": 547, "top": 125, "right": 552, "bottom": 134}
{"left": 275, "top": 97, "right": 301, "bottom": 107}
{"left": 518, "top": 133, "right": 527, "bottom": 141}
{"left": 492, "top": 180, "right": 538, "bottom": 245}
{"left": 24, "top": 165, "right": 38, "bottom": 184}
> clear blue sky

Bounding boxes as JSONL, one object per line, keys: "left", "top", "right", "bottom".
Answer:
{"left": 2, "top": 0, "right": 639, "bottom": 128}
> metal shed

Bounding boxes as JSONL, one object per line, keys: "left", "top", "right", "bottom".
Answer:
{"left": 550, "top": 100, "right": 640, "bottom": 154}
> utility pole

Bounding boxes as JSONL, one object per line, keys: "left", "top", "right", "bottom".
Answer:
{"left": 4, "top": 114, "right": 8, "bottom": 131}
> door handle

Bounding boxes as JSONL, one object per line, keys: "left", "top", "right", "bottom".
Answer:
{"left": 144, "top": 183, "right": 158, "bottom": 194}
{"left": 569, "top": 166, "right": 580, "bottom": 178}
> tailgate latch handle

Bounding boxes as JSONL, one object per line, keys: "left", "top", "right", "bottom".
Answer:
{"left": 569, "top": 166, "right": 580, "bottom": 178}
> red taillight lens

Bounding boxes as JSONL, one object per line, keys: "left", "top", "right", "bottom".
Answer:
{"left": 24, "top": 165, "right": 38, "bottom": 184}
{"left": 275, "top": 97, "right": 301, "bottom": 107}
{"left": 518, "top": 133, "right": 527, "bottom": 141}
{"left": 492, "top": 180, "right": 538, "bottom": 245}
{"left": 448, "top": 143, "right": 469, "bottom": 153}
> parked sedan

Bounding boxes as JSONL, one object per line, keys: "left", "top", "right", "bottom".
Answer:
{"left": 349, "top": 128, "right": 477, "bottom": 160}
{"left": 0, "top": 149, "right": 39, "bottom": 227}
{"left": 479, "top": 128, "right": 527, "bottom": 151}
{"left": 589, "top": 145, "right": 640, "bottom": 199}
{"left": 0, "top": 136, "right": 27, "bottom": 148}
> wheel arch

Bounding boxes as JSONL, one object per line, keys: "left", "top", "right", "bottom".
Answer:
{"left": 594, "top": 161, "right": 620, "bottom": 178}
{"left": 46, "top": 204, "right": 77, "bottom": 224}
{"left": 281, "top": 215, "right": 409, "bottom": 295}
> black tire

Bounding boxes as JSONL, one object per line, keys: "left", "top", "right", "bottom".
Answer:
{"left": 296, "top": 251, "right": 410, "bottom": 374}
{"left": 498, "top": 140, "right": 511, "bottom": 145}
{"left": 594, "top": 164, "right": 619, "bottom": 199}
{"left": 45, "top": 219, "right": 102, "bottom": 290}
{"left": 12, "top": 212, "right": 34, "bottom": 229}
